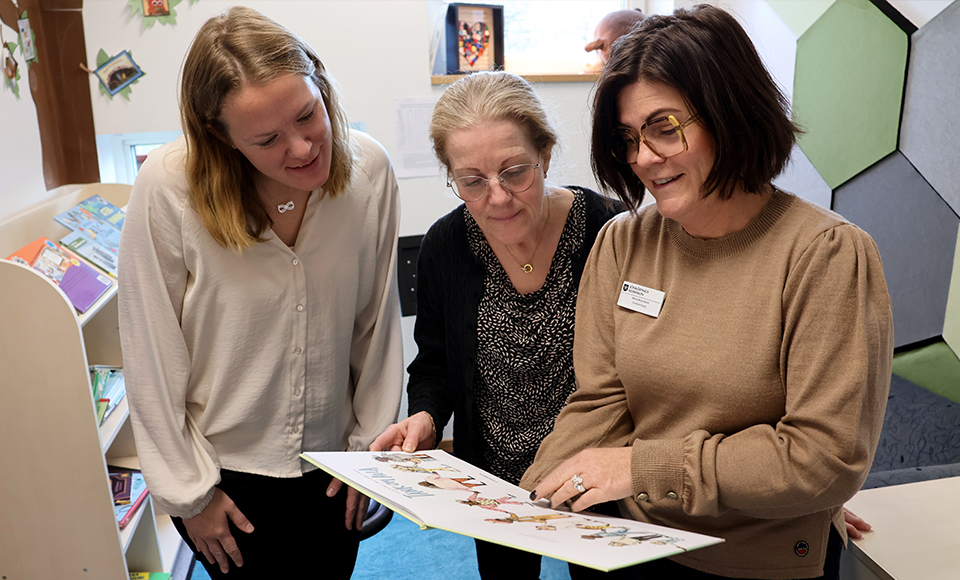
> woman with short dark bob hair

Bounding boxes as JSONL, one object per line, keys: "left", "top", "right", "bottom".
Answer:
{"left": 590, "top": 3, "right": 797, "bottom": 208}
{"left": 524, "top": 5, "right": 893, "bottom": 579}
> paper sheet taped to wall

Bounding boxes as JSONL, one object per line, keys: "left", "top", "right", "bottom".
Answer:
{"left": 394, "top": 97, "right": 442, "bottom": 179}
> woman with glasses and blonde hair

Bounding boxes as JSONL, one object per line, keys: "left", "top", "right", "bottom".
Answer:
{"left": 523, "top": 5, "right": 892, "bottom": 579}
{"left": 118, "top": 7, "right": 402, "bottom": 578}
{"left": 371, "top": 70, "right": 622, "bottom": 578}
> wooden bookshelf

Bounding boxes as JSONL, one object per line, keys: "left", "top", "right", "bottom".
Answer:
{"left": 430, "top": 72, "right": 600, "bottom": 84}
{"left": 0, "top": 183, "right": 185, "bottom": 579}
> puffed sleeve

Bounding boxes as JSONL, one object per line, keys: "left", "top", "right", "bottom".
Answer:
{"left": 708, "top": 224, "right": 893, "bottom": 518}
{"left": 624, "top": 223, "right": 894, "bottom": 519}
{"left": 118, "top": 144, "right": 219, "bottom": 518}
{"left": 520, "top": 217, "right": 637, "bottom": 490}
{"left": 345, "top": 136, "right": 404, "bottom": 451}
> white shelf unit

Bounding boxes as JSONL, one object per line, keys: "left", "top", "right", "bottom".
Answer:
{"left": 0, "top": 183, "right": 184, "bottom": 579}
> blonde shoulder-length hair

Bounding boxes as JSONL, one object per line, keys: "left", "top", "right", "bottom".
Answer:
{"left": 179, "top": 6, "right": 353, "bottom": 251}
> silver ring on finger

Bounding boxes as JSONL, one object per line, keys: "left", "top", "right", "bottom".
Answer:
{"left": 571, "top": 473, "right": 586, "bottom": 493}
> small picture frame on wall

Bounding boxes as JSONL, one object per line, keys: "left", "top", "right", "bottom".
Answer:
{"left": 94, "top": 51, "right": 144, "bottom": 96}
{"left": 445, "top": 3, "right": 504, "bottom": 75}
{"left": 142, "top": 0, "right": 171, "bottom": 17}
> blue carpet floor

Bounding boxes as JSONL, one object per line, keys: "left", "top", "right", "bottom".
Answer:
{"left": 188, "top": 513, "right": 572, "bottom": 579}
{"left": 354, "top": 513, "right": 572, "bottom": 580}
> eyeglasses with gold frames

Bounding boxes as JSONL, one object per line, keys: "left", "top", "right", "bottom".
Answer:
{"left": 446, "top": 157, "right": 542, "bottom": 202}
{"left": 611, "top": 114, "right": 698, "bottom": 164}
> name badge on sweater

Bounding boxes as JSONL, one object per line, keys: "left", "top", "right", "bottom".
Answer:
{"left": 617, "top": 281, "right": 665, "bottom": 318}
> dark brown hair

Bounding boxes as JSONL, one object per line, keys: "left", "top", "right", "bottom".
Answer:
{"left": 591, "top": 4, "right": 799, "bottom": 210}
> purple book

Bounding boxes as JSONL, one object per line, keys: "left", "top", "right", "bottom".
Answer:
{"left": 59, "top": 259, "right": 113, "bottom": 313}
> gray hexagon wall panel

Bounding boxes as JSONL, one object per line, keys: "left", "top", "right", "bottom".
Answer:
{"left": 900, "top": 1, "right": 960, "bottom": 217}
{"left": 833, "top": 152, "right": 959, "bottom": 348}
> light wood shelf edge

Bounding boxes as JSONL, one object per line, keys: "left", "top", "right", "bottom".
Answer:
{"left": 431, "top": 72, "right": 599, "bottom": 84}
{"left": 156, "top": 513, "right": 184, "bottom": 573}
{"left": 119, "top": 495, "right": 152, "bottom": 553}
{"left": 100, "top": 396, "right": 131, "bottom": 454}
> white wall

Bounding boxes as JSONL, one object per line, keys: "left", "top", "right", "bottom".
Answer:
{"left": 0, "top": 69, "right": 49, "bottom": 222}
{"left": 74, "top": 0, "right": 604, "bottom": 239}
{"left": 3, "top": 1, "right": 951, "bottom": 228}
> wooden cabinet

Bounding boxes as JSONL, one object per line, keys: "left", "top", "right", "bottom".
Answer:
{"left": 0, "top": 183, "right": 184, "bottom": 578}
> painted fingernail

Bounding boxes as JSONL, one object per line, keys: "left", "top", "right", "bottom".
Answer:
{"left": 529, "top": 490, "right": 537, "bottom": 500}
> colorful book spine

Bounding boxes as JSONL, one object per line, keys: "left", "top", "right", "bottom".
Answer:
{"left": 108, "top": 469, "right": 149, "bottom": 530}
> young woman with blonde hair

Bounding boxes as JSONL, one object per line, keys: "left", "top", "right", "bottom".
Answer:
{"left": 119, "top": 7, "right": 402, "bottom": 578}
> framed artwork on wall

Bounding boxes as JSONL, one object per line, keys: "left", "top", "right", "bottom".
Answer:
{"left": 445, "top": 3, "right": 504, "bottom": 74}
{"left": 142, "top": 0, "right": 171, "bottom": 17}
{"left": 94, "top": 51, "right": 143, "bottom": 96}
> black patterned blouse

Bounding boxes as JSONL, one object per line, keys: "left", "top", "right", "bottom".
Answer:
{"left": 464, "top": 189, "right": 586, "bottom": 484}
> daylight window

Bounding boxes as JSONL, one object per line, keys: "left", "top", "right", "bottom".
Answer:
{"left": 501, "top": 0, "right": 624, "bottom": 74}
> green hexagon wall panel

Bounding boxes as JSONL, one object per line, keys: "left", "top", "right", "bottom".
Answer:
{"left": 793, "top": 0, "right": 908, "bottom": 189}
{"left": 899, "top": 1, "right": 960, "bottom": 218}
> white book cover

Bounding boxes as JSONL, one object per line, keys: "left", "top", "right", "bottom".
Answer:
{"left": 302, "top": 450, "right": 723, "bottom": 572}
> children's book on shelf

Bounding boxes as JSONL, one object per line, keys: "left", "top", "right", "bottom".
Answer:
{"left": 302, "top": 450, "right": 723, "bottom": 572}
{"left": 61, "top": 230, "right": 119, "bottom": 277}
{"left": 108, "top": 466, "right": 149, "bottom": 529}
{"left": 111, "top": 472, "right": 133, "bottom": 504}
{"left": 5, "top": 237, "right": 114, "bottom": 313}
{"left": 77, "top": 194, "right": 126, "bottom": 231}
{"left": 90, "top": 366, "right": 125, "bottom": 425}
{"left": 97, "top": 368, "right": 126, "bottom": 425}
{"left": 54, "top": 195, "right": 125, "bottom": 277}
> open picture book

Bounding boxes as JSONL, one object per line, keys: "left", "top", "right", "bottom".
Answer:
{"left": 301, "top": 449, "right": 723, "bottom": 572}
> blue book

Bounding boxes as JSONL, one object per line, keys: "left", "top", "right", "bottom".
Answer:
{"left": 78, "top": 194, "right": 125, "bottom": 231}
{"left": 61, "top": 230, "right": 118, "bottom": 278}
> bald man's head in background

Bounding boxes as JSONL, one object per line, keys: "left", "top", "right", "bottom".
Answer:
{"left": 584, "top": 9, "right": 646, "bottom": 64}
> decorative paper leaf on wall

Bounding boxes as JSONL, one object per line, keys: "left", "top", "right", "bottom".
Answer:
{"left": 3, "top": 41, "right": 21, "bottom": 99}
{"left": 127, "top": 0, "right": 184, "bottom": 29}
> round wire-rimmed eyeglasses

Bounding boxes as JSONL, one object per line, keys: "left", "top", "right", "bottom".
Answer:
{"left": 446, "top": 156, "right": 543, "bottom": 202}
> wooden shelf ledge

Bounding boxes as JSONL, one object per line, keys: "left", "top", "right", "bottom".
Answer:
{"left": 431, "top": 73, "right": 599, "bottom": 85}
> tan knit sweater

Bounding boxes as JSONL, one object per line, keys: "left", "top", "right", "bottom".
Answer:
{"left": 521, "top": 190, "right": 893, "bottom": 579}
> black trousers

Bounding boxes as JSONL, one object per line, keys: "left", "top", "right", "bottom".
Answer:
{"left": 172, "top": 468, "right": 360, "bottom": 579}
{"left": 475, "top": 537, "right": 543, "bottom": 579}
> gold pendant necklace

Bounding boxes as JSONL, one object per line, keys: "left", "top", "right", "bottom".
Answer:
{"left": 504, "top": 198, "right": 551, "bottom": 274}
